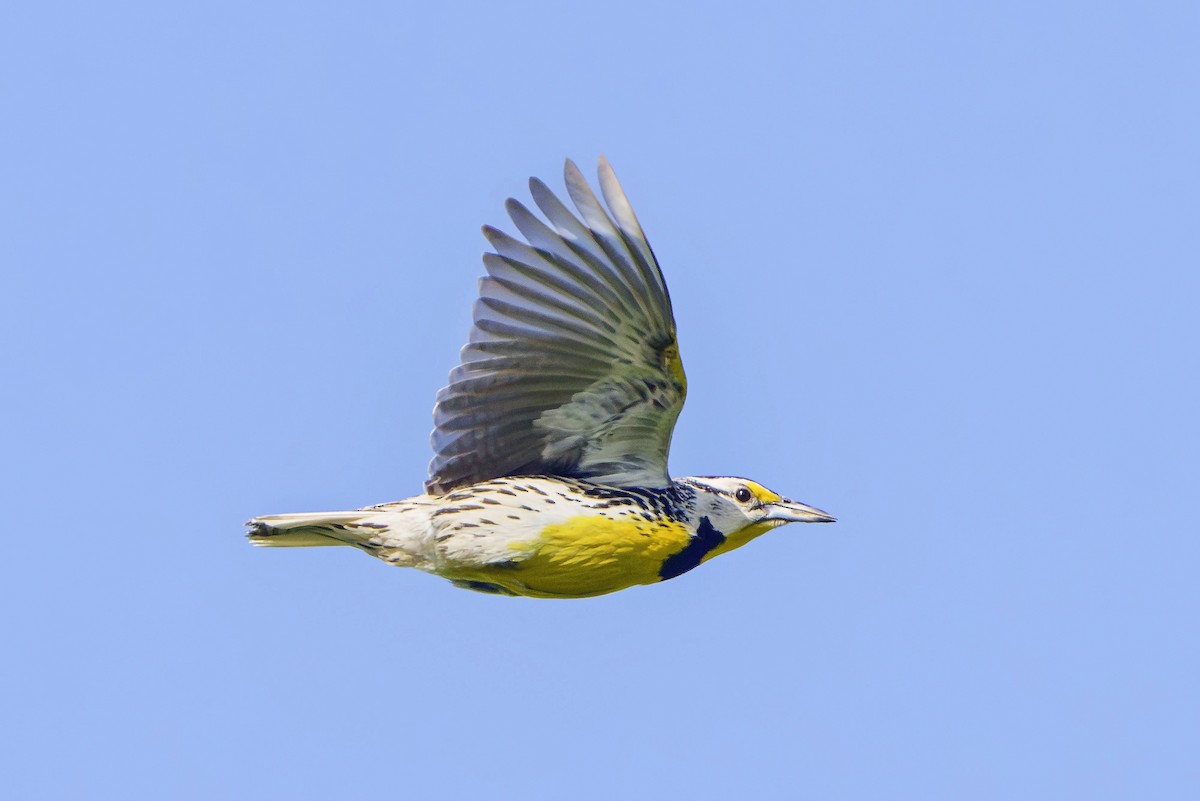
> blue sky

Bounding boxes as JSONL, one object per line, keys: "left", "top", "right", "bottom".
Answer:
{"left": 4, "top": 2, "right": 1198, "bottom": 798}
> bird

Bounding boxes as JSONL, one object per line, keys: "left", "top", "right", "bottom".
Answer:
{"left": 247, "top": 157, "right": 834, "bottom": 598}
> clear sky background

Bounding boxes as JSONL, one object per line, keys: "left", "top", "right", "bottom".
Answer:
{"left": 4, "top": 2, "right": 1197, "bottom": 798}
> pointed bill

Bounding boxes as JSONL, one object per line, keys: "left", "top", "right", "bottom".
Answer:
{"left": 763, "top": 500, "right": 837, "bottom": 524}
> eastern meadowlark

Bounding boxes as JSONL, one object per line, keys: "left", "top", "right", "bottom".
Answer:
{"left": 248, "top": 158, "right": 834, "bottom": 598}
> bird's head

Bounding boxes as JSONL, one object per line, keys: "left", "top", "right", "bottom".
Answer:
{"left": 678, "top": 476, "right": 835, "bottom": 559}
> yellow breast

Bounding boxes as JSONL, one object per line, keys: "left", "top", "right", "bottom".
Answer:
{"left": 444, "top": 514, "right": 693, "bottom": 599}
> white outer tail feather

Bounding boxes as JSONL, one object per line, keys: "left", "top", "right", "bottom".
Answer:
{"left": 247, "top": 511, "right": 379, "bottom": 548}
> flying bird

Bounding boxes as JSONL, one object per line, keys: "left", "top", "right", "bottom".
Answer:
{"left": 247, "top": 158, "right": 834, "bottom": 598}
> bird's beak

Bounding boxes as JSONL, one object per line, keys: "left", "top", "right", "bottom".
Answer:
{"left": 763, "top": 499, "right": 836, "bottom": 524}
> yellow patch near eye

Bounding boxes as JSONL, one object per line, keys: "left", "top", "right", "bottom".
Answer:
{"left": 744, "top": 481, "right": 782, "bottom": 504}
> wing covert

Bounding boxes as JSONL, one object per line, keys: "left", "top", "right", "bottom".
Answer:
{"left": 426, "top": 157, "right": 686, "bottom": 495}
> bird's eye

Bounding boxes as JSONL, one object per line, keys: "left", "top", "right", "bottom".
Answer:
{"left": 735, "top": 487, "right": 753, "bottom": 504}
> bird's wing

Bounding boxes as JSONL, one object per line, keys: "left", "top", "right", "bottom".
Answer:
{"left": 426, "top": 157, "right": 686, "bottom": 495}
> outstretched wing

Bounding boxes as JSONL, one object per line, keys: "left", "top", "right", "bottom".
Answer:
{"left": 426, "top": 157, "right": 686, "bottom": 496}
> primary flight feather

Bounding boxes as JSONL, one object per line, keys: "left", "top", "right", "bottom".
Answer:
{"left": 248, "top": 157, "right": 834, "bottom": 598}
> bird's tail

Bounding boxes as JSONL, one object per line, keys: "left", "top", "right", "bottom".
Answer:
{"left": 246, "top": 511, "right": 387, "bottom": 548}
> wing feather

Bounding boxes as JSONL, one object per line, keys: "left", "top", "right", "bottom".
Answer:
{"left": 426, "top": 158, "right": 686, "bottom": 495}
